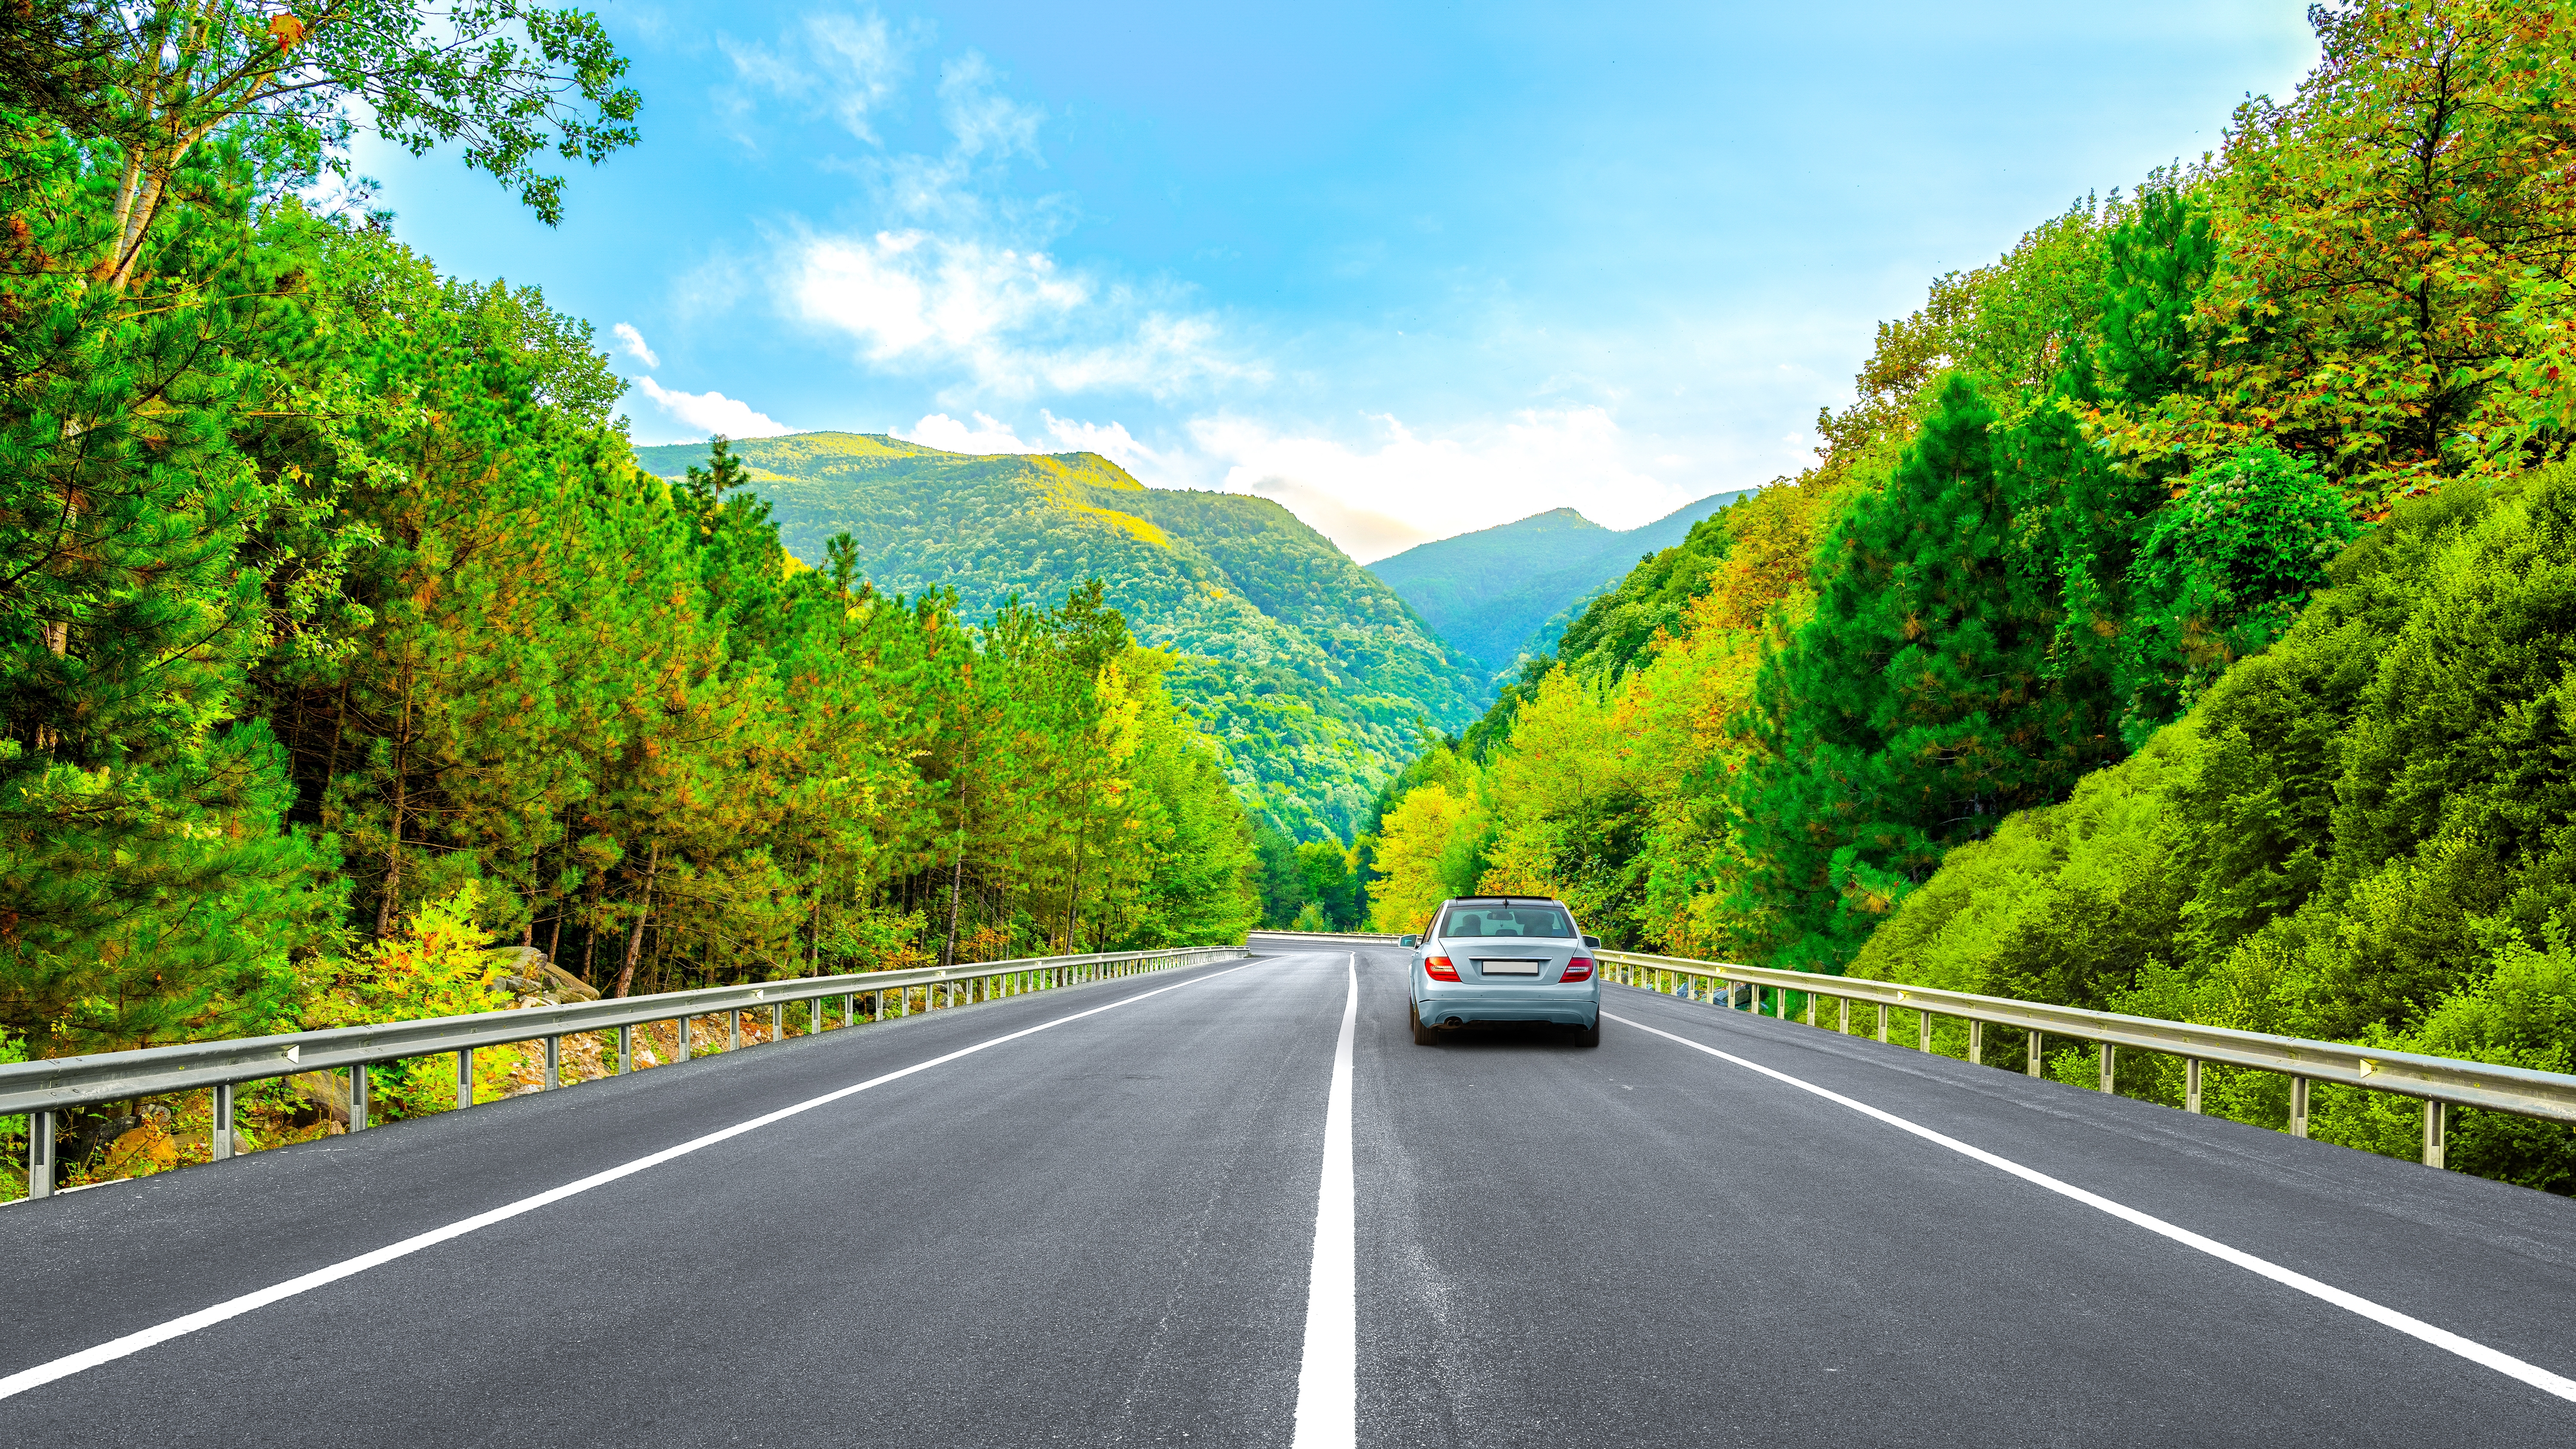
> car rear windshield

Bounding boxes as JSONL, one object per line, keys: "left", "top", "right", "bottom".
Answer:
{"left": 1438, "top": 903, "right": 1574, "bottom": 939}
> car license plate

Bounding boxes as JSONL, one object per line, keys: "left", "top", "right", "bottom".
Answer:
{"left": 1479, "top": 960, "right": 1542, "bottom": 976}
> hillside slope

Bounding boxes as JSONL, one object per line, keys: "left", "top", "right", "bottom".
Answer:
{"left": 632, "top": 433, "right": 1481, "bottom": 841}
{"left": 1366, "top": 490, "right": 1751, "bottom": 673}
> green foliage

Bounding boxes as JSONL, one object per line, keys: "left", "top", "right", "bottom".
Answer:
{"left": 1859, "top": 467, "right": 2576, "bottom": 1185}
{"left": 1739, "top": 376, "right": 2123, "bottom": 971}
{"left": 0, "top": 1026, "right": 24, "bottom": 1147}
{"left": 2095, "top": 1, "right": 2576, "bottom": 502}
{"left": 100, "top": 0, "right": 640, "bottom": 247}
{"left": 1251, "top": 826, "right": 1368, "bottom": 930}
{"left": 631, "top": 434, "right": 1482, "bottom": 843}
{"left": 1365, "top": 493, "right": 1746, "bottom": 675}
{"left": 1552, "top": 514, "right": 1736, "bottom": 684}
{"left": 1445, "top": 487, "right": 1778, "bottom": 762}
{"left": 0, "top": 125, "right": 345, "bottom": 1054}
{"left": 2091, "top": 186, "right": 2216, "bottom": 408}
{"left": 2119, "top": 445, "right": 2359, "bottom": 742}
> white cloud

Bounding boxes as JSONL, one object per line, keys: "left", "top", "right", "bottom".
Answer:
{"left": 613, "top": 322, "right": 659, "bottom": 368}
{"left": 789, "top": 229, "right": 1255, "bottom": 399}
{"left": 1184, "top": 408, "right": 1699, "bottom": 563}
{"left": 899, "top": 411, "right": 1036, "bottom": 454}
{"left": 893, "top": 409, "right": 1177, "bottom": 480}
{"left": 635, "top": 377, "right": 792, "bottom": 438}
{"left": 940, "top": 52, "right": 1042, "bottom": 161}
{"left": 720, "top": 9, "right": 918, "bottom": 145}
{"left": 1042, "top": 412, "right": 1168, "bottom": 476}
{"left": 730, "top": 29, "right": 1255, "bottom": 408}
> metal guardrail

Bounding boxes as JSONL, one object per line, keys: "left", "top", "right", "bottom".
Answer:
{"left": 3, "top": 944, "right": 1248, "bottom": 1203}
{"left": 1246, "top": 930, "right": 1401, "bottom": 945}
{"left": 1597, "top": 949, "right": 2576, "bottom": 1170}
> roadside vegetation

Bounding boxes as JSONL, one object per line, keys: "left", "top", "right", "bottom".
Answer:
{"left": 0, "top": 0, "right": 1258, "bottom": 1192}
{"left": 1361, "top": 0, "right": 2576, "bottom": 1187}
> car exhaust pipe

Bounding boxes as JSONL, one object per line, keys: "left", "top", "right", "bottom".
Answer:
{"left": 1444, "top": 1017, "right": 1464, "bottom": 1028}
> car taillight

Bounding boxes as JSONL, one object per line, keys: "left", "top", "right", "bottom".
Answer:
{"left": 1424, "top": 956, "right": 1461, "bottom": 981}
{"left": 1562, "top": 958, "right": 1595, "bottom": 982}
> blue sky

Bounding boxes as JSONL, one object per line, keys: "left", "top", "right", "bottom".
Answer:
{"left": 355, "top": 1, "right": 2317, "bottom": 562}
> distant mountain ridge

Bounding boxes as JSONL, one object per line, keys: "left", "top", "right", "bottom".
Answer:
{"left": 1366, "top": 491, "right": 1752, "bottom": 675}
{"left": 631, "top": 432, "right": 1481, "bottom": 842}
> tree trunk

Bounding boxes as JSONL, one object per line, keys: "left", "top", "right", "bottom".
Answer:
{"left": 611, "top": 841, "right": 660, "bottom": 999}
{"left": 1063, "top": 826, "right": 1085, "bottom": 956}
{"left": 375, "top": 676, "right": 414, "bottom": 938}
{"left": 942, "top": 788, "right": 969, "bottom": 969}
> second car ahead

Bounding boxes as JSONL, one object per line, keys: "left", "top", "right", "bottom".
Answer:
{"left": 1400, "top": 896, "right": 1601, "bottom": 1047}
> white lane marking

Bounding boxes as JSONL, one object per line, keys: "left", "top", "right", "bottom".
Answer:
{"left": 1606, "top": 1010, "right": 2576, "bottom": 1403}
{"left": 0, "top": 961, "right": 1265, "bottom": 1402}
{"left": 1292, "top": 953, "right": 1360, "bottom": 1449}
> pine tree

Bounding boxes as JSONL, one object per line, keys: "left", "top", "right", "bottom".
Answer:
{"left": 0, "top": 134, "right": 339, "bottom": 1051}
{"left": 1739, "top": 375, "right": 2120, "bottom": 971}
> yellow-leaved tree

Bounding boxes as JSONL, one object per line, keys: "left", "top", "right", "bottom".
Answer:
{"left": 1367, "top": 774, "right": 1484, "bottom": 934}
{"left": 309, "top": 883, "right": 527, "bottom": 1117}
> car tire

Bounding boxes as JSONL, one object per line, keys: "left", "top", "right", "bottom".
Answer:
{"left": 1571, "top": 1019, "right": 1601, "bottom": 1048}
{"left": 1410, "top": 1001, "right": 1438, "bottom": 1045}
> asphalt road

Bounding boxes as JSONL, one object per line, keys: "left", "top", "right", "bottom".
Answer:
{"left": 5, "top": 943, "right": 2574, "bottom": 1446}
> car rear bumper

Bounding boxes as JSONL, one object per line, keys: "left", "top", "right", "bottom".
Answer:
{"left": 1416, "top": 987, "right": 1599, "bottom": 1028}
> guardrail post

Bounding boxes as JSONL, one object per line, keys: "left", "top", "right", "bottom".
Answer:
{"left": 456, "top": 1047, "right": 473, "bottom": 1109}
{"left": 811, "top": 997, "right": 822, "bottom": 1036}
{"left": 27, "top": 1109, "right": 52, "bottom": 1198}
{"left": 1917, "top": 1010, "right": 1931, "bottom": 1052}
{"left": 617, "top": 1025, "right": 632, "bottom": 1075}
{"left": 842, "top": 992, "right": 855, "bottom": 1028}
{"left": 728, "top": 1009, "right": 741, "bottom": 1051}
{"left": 2423, "top": 1099, "right": 2445, "bottom": 1168}
{"left": 350, "top": 1066, "right": 368, "bottom": 1131}
{"left": 770, "top": 1002, "right": 783, "bottom": 1042}
{"left": 2028, "top": 1031, "right": 2043, "bottom": 1077}
{"left": 2098, "top": 1043, "right": 2116, "bottom": 1094}
{"left": 2290, "top": 1076, "right": 2310, "bottom": 1138}
{"left": 2185, "top": 1058, "right": 2201, "bottom": 1113}
{"left": 675, "top": 1017, "right": 691, "bottom": 1061}
{"left": 1838, "top": 998, "right": 1849, "bottom": 1036}
{"left": 1805, "top": 993, "right": 1815, "bottom": 1027}
{"left": 544, "top": 1036, "right": 561, "bottom": 1091}
{"left": 1876, "top": 1003, "right": 1889, "bottom": 1044}
{"left": 1968, "top": 1019, "right": 1982, "bottom": 1066}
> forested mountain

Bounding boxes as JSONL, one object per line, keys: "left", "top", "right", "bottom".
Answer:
{"left": 631, "top": 434, "right": 1482, "bottom": 842}
{"left": 1365, "top": 492, "right": 1747, "bottom": 674}
{"left": 1360, "top": 0, "right": 2576, "bottom": 1192}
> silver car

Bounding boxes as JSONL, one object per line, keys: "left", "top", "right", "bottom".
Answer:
{"left": 1400, "top": 896, "right": 1602, "bottom": 1046}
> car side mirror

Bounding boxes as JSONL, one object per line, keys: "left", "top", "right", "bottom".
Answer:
{"left": 1398, "top": 934, "right": 1418, "bottom": 949}
{"left": 1583, "top": 935, "right": 1601, "bottom": 948}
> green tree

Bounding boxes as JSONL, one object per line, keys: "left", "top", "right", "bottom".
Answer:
{"left": 97, "top": 0, "right": 639, "bottom": 287}
{"left": 2100, "top": 0, "right": 2576, "bottom": 502}
{"left": 0, "top": 129, "right": 343, "bottom": 1053}
{"left": 1741, "top": 376, "right": 2121, "bottom": 971}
